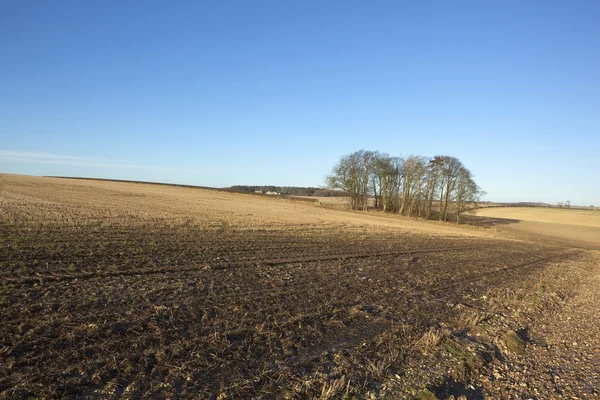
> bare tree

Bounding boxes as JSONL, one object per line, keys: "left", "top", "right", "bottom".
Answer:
{"left": 399, "top": 156, "right": 426, "bottom": 216}
{"left": 455, "top": 167, "right": 483, "bottom": 222}
{"left": 437, "top": 156, "right": 463, "bottom": 221}
{"left": 423, "top": 156, "right": 443, "bottom": 219}
{"left": 370, "top": 151, "right": 383, "bottom": 209}
{"left": 327, "top": 150, "right": 482, "bottom": 222}
{"left": 371, "top": 153, "right": 400, "bottom": 212}
{"left": 383, "top": 157, "right": 403, "bottom": 213}
{"left": 327, "top": 150, "right": 374, "bottom": 211}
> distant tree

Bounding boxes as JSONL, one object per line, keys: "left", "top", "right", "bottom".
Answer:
{"left": 399, "top": 156, "right": 426, "bottom": 216}
{"left": 566, "top": 200, "right": 571, "bottom": 208}
{"left": 326, "top": 150, "right": 482, "bottom": 222}
{"left": 327, "top": 150, "right": 375, "bottom": 210}
{"left": 455, "top": 167, "right": 484, "bottom": 222}
{"left": 437, "top": 156, "right": 463, "bottom": 221}
{"left": 312, "top": 189, "right": 348, "bottom": 197}
{"left": 369, "top": 151, "right": 382, "bottom": 209}
{"left": 423, "top": 156, "right": 443, "bottom": 220}
{"left": 371, "top": 153, "right": 400, "bottom": 212}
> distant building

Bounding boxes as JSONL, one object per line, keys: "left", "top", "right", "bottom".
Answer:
{"left": 254, "top": 190, "right": 263, "bottom": 194}
{"left": 265, "top": 191, "right": 279, "bottom": 195}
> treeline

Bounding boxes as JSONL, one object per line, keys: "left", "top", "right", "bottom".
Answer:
{"left": 327, "top": 150, "right": 484, "bottom": 222}
{"left": 228, "top": 186, "right": 347, "bottom": 197}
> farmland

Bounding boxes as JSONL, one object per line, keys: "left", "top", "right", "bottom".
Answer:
{"left": 1, "top": 174, "right": 599, "bottom": 399}
{"left": 474, "top": 207, "right": 600, "bottom": 250}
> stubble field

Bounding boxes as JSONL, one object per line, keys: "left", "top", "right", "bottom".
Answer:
{"left": 474, "top": 207, "right": 600, "bottom": 250}
{"left": 0, "top": 174, "right": 597, "bottom": 399}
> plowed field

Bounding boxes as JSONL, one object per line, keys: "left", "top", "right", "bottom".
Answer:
{"left": 0, "top": 175, "right": 589, "bottom": 398}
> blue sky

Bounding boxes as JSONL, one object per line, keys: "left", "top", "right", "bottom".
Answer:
{"left": 1, "top": 1, "right": 599, "bottom": 205}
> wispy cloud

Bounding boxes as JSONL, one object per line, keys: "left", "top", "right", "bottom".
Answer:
{"left": 0, "top": 150, "right": 192, "bottom": 172}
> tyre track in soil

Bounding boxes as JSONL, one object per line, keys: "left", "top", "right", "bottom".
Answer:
{"left": 0, "top": 226, "right": 462, "bottom": 240}
{"left": 212, "top": 248, "right": 576, "bottom": 345}
{"left": 0, "top": 231, "right": 480, "bottom": 243}
{"left": 210, "top": 249, "right": 580, "bottom": 396}
{"left": 3, "top": 245, "right": 564, "bottom": 327}
{"left": 3, "top": 246, "right": 506, "bottom": 350}
{"left": 0, "top": 225, "right": 479, "bottom": 243}
{"left": 2, "top": 245, "right": 551, "bottom": 335}
{"left": 0, "top": 223, "right": 411, "bottom": 232}
{"left": 0, "top": 231, "right": 481, "bottom": 271}
{"left": 3, "top": 245, "right": 564, "bottom": 328}
{"left": 2, "top": 246, "right": 576, "bottom": 398}
{"left": 0, "top": 241, "right": 413, "bottom": 268}
{"left": 8, "top": 248, "right": 575, "bottom": 361}
{"left": 0, "top": 236, "right": 479, "bottom": 266}
{"left": 146, "top": 245, "right": 553, "bottom": 308}
{"left": 3, "top": 245, "right": 562, "bottom": 325}
{"left": 189, "top": 248, "right": 577, "bottom": 341}
{"left": 190, "top": 251, "right": 557, "bottom": 309}
{"left": 0, "top": 236, "right": 335, "bottom": 248}
{"left": 1, "top": 245, "right": 490, "bottom": 287}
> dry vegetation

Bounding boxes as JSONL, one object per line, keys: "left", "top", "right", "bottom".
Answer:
{"left": 289, "top": 196, "right": 374, "bottom": 208}
{"left": 475, "top": 207, "right": 600, "bottom": 228}
{"left": 1, "top": 174, "right": 598, "bottom": 399}
{"left": 473, "top": 207, "right": 600, "bottom": 250}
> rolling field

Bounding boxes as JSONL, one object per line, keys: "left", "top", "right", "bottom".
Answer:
{"left": 475, "top": 207, "right": 600, "bottom": 228}
{"left": 1, "top": 175, "right": 598, "bottom": 398}
{"left": 474, "top": 207, "right": 600, "bottom": 250}
{"left": 289, "top": 196, "right": 372, "bottom": 207}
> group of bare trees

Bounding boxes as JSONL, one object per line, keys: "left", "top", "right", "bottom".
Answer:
{"left": 327, "top": 150, "right": 484, "bottom": 222}
{"left": 557, "top": 200, "right": 571, "bottom": 208}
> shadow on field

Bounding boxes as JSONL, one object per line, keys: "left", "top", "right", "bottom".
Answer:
{"left": 429, "top": 377, "right": 485, "bottom": 399}
{"left": 464, "top": 215, "right": 521, "bottom": 228}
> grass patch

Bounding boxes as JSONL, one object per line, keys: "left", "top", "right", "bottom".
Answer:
{"left": 502, "top": 330, "right": 526, "bottom": 355}
{"left": 415, "top": 389, "right": 438, "bottom": 399}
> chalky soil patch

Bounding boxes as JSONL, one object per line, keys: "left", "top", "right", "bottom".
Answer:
{"left": 476, "top": 251, "right": 600, "bottom": 399}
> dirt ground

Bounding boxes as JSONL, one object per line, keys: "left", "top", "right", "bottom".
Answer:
{"left": 1, "top": 175, "right": 599, "bottom": 399}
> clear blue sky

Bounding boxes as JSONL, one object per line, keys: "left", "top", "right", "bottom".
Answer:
{"left": 1, "top": 1, "right": 599, "bottom": 205}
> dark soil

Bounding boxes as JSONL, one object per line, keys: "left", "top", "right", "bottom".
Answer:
{"left": 0, "top": 220, "right": 582, "bottom": 399}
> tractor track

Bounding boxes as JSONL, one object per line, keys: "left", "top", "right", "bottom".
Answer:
{"left": 2, "top": 245, "right": 501, "bottom": 287}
